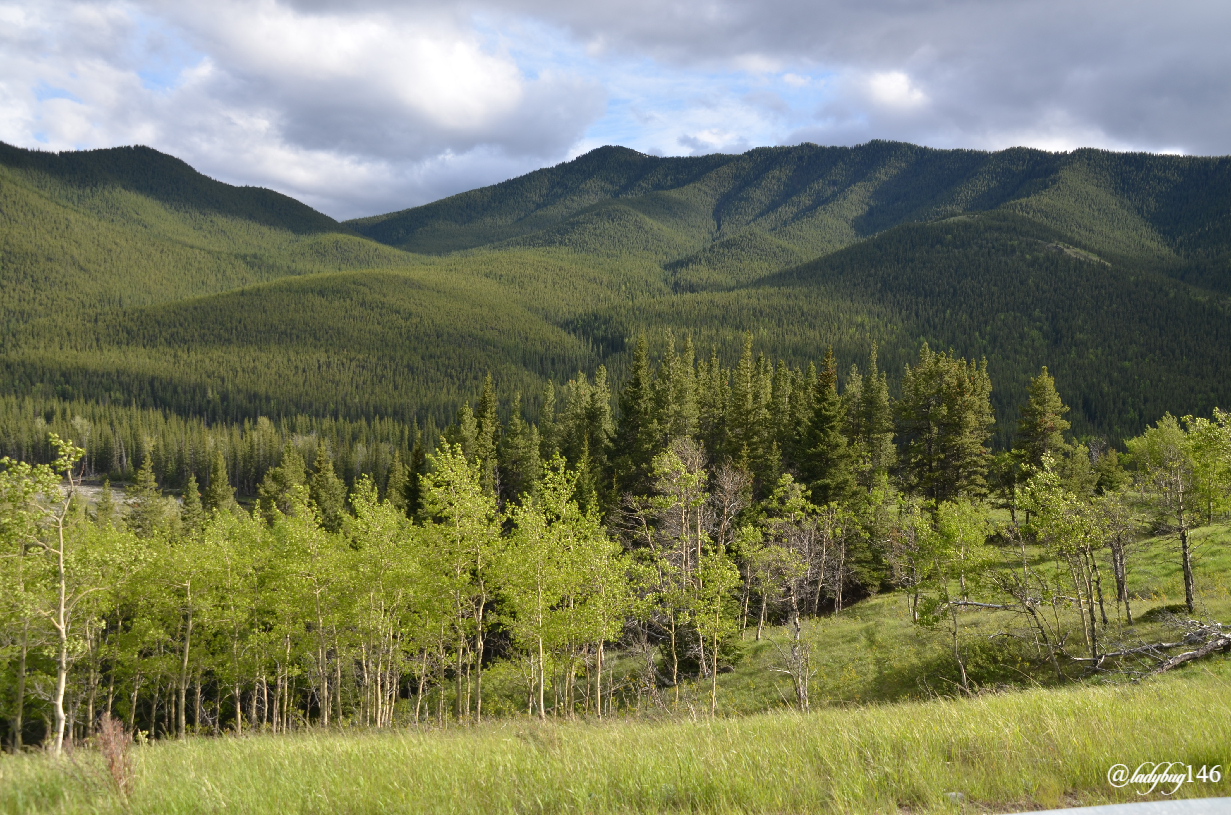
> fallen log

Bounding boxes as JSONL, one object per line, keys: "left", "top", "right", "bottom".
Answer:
{"left": 1145, "top": 635, "right": 1231, "bottom": 677}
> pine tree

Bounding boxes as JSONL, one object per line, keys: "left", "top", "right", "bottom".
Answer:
{"left": 407, "top": 428, "right": 426, "bottom": 519}
{"left": 309, "top": 443, "right": 348, "bottom": 533}
{"left": 798, "top": 348, "right": 857, "bottom": 506}
{"left": 1015, "top": 366, "right": 1072, "bottom": 471}
{"left": 202, "top": 447, "right": 235, "bottom": 512}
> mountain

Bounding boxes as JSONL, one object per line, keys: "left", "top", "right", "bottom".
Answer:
{"left": 3, "top": 139, "right": 1231, "bottom": 442}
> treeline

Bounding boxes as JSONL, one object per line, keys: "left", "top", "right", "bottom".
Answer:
{"left": 4, "top": 336, "right": 1231, "bottom": 754}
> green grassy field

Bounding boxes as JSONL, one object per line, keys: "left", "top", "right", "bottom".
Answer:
{"left": 2, "top": 669, "right": 1229, "bottom": 814}
{"left": 3, "top": 524, "right": 1229, "bottom": 814}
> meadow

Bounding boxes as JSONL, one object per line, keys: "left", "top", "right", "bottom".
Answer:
{"left": 2, "top": 667, "right": 1228, "bottom": 814}
{"left": 3, "top": 524, "right": 1229, "bottom": 815}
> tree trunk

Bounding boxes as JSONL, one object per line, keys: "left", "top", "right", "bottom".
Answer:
{"left": 756, "top": 594, "right": 767, "bottom": 641}
{"left": 1180, "top": 526, "right": 1195, "bottom": 614}
{"left": 950, "top": 603, "right": 970, "bottom": 694}
{"left": 537, "top": 636, "right": 547, "bottom": 721}
{"left": 710, "top": 608, "right": 720, "bottom": 716}
{"left": 178, "top": 600, "right": 193, "bottom": 739}
{"left": 11, "top": 624, "right": 28, "bottom": 751}
{"left": 595, "top": 641, "right": 604, "bottom": 720}
{"left": 51, "top": 519, "right": 69, "bottom": 757}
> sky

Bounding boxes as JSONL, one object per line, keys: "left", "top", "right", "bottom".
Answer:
{"left": 2, "top": 0, "right": 1229, "bottom": 219}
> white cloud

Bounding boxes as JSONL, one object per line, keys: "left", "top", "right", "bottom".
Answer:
{"left": 865, "top": 71, "right": 926, "bottom": 109}
{"left": 2, "top": 0, "right": 1229, "bottom": 219}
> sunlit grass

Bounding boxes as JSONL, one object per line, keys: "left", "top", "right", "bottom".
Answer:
{"left": 4, "top": 666, "right": 1229, "bottom": 814}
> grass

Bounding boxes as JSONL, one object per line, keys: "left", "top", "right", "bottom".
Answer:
{"left": 3, "top": 524, "right": 1230, "bottom": 814}
{"left": 2, "top": 668, "right": 1229, "bottom": 814}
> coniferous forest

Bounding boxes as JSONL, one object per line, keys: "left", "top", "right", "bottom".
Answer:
{"left": 2, "top": 139, "right": 1231, "bottom": 772}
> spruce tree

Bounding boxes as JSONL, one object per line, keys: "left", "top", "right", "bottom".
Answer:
{"left": 407, "top": 430, "right": 426, "bottom": 518}
{"left": 309, "top": 444, "right": 348, "bottom": 533}
{"left": 669, "top": 334, "right": 700, "bottom": 440}
{"left": 855, "top": 344, "right": 895, "bottom": 488}
{"left": 257, "top": 442, "right": 307, "bottom": 522}
{"left": 126, "top": 455, "right": 164, "bottom": 538}
{"left": 94, "top": 478, "right": 116, "bottom": 527}
{"left": 474, "top": 373, "right": 500, "bottom": 495}
{"left": 444, "top": 403, "right": 478, "bottom": 462}
{"left": 697, "top": 346, "right": 729, "bottom": 463}
{"left": 181, "top": 473, "right": 206, "bottom": 534}
{"left": 798, "top": 348, "right": 857, "bottom": 505}
{"left": 538, "top": 382, "right": 558, "bottom": 462}
{"left": 498, "top": 393, "right": 542, "bottom": 504}
{"left": 1015, "top": 366, "right": 1072, "bottom": 470}
{"left": 202, "top": 447, "right": 235, "bottom": 512}
{"left": 896, "top": 344, "right": 994, "bottom": 503}
{"left": 612, "top": 335, "right": 660, "bottom": 497}
{"left": 384, "top": 450, "right": 409, "bottom": 513}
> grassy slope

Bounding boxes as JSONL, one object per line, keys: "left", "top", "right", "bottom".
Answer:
{"left": 2, "top": 529, "right": 1229, "bottom": 814}
{"left": 2, "top": 673, "right": 1229, "bottom": 814}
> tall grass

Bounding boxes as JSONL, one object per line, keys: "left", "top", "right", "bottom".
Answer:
{"left": 3, "top": 668, "right": 1229, "bottom": 814}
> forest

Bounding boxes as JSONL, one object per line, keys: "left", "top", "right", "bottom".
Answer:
{"left": 3, "top": 334, "right": 1230, "bottom": 756}
{"left": 4, "top": 140, "right": 1231, "bottom": 440}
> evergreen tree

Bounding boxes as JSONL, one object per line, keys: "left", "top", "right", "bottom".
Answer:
{"left": 202, "top": 447, "right": 235, "bottom": 512}
{"left": 612, "top": 335, "right": 660, "bottom": 497}
{"left": 444, "top": 403, "right": 478, "bottom": 462}
{"left": 1015, "top": 366, "right": 1072, "bottom": 471}
{"left": 94, "top": 478, "right": 116, "bottom": 527}
{"left": 797, "top": 348, "right": 857, "bottom": 506}
{"left": 538, "top": 381, "right": 558, "bottom": 461}
{"left": 855, "top": 344, "right": 895, "bottom": 488}
{"left": 656, "top": 332, "right": 699, "bottom": 442}
{"left": 407, "top": 429, "right": 426, "bottom": 518}
{"left": 697, "top": 346, "right": 729, "bottom": 463}
{"left": 895, "top": 344, "right": 994, "bottom": 503}
{"left": 770, "top": 360, "right": 795, "bottom": 460}
{"left": 181, "top": 473, "right": 206, "bottom": 534}
{"left": 498, "top": 393, "right": 542, "bottom": 504}
{"left": 727, "top": 336, "right": 775, "bottom": 485}
{"left": 257, "top": 442, "right": 307, "bottom": 522}
{"left": 126, "top": 455, "right": 165, "bottom": 538}
{"left": 474, "top": 374, "right": 500, "bottom": 496}
{"left": 309, "top": 443, "right": 348, "bottom": 533}
{"left": 384, "top": 450, "right": 409, "bottom": 513}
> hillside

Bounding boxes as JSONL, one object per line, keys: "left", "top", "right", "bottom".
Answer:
{"left": 3, "top": 139, "right": 1231, "bottom": 440}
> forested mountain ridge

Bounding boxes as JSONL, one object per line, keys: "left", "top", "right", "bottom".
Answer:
{"left": 0, "top": 142, "right": 414, "bottom": 322}
{"left": 348, "top": 141, "right": 1231, "bottom": 293}
{"left": 3, "top": 139, "right": 1231, "bottom": 446}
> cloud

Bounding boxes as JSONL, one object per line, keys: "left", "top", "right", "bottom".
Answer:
{"left": 0, "top": 0, "right": 605, "bottom": 217}
{"left": 1, "top": 0, "right": 1228, "bottom": 218}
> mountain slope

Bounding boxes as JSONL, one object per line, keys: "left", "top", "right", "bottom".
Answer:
{"left": 0, "top": 142, "right": 417, "bottom": 323}
{"left": 349, "top": 142, "right": 1231, "bottom": 294}
{"left": 4, "top": 140, "right": 1231, "bottom": 442}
